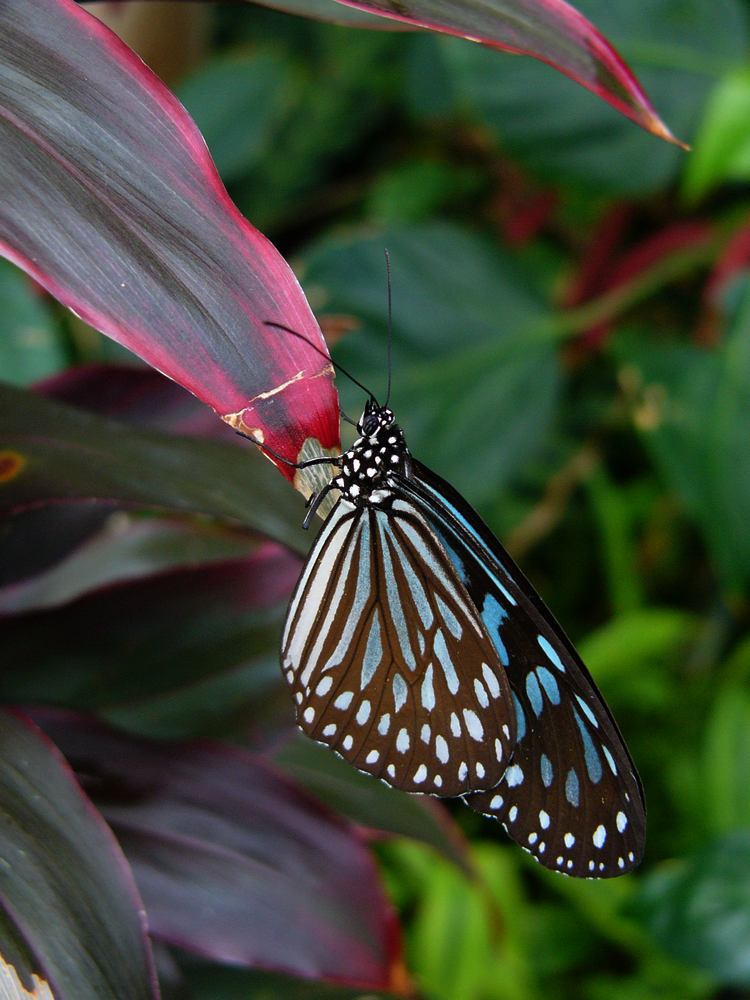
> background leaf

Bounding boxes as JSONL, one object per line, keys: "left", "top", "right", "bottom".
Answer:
{"left": 0, "top": 710, "right": 158, "bottom": 1000}
{"left": 635, "top": 832, "right": 750, "bottom": 986}
{"left": 0, "top": 382, "right": 307, "bottom": 553}
{"left": 33, "top": 710, "right": 403, "bottom": 992}
{"left": 302, "top": 221, "right": 560, "bottom": 507}
{"left": 411, "top": 0, "right": 746, "bottom": 196}
{"left": 0, "top": 262, "right": 65, "bottom": 386}
{"left": 614, "top": 277, "right": 750, "bottom": 590}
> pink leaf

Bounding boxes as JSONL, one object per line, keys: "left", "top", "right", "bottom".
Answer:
{"left": 0, "top": 0, "right": 340, "bottom": 479}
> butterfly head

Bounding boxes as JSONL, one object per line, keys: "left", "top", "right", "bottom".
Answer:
{"left": 358, "top": 399, "right": 395, "bottom": 439}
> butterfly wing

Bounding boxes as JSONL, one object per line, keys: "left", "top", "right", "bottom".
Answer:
{"left": 397, "top": 461, "right": 646, "bottom": 877}
{"left": 282, "top": 494, "right": 516, "bottom": 796}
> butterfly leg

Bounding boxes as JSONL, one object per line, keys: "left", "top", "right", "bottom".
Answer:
{"left": 303, "top": 483, "right": 338, "bottom": 529}
{"left": 236, "top": 430, "right": 343, "bottom": 471}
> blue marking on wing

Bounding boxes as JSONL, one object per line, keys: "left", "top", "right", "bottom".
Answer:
{"left": 361, "top": 615, "right": 382, "bottom": 689}
{"left": 535, "top": 666, "right": 560, "bottom": 705}
{"left": 481, "top": 593, "right": 509, "bottom": 667}
{"left": 439, "top": 537, "right": 469, "bottom": 585}
{"left": 602, "top": 745, "right": 618, "bottom": 776}
{"left": 525, "top": 672, "right": 543, "bottom": 717}
{"left": 512, "top": 691, "right": 526, "bottom": 742}
{"left": 565, "top": 768, "right": 580, "bottom": 807}
{"left": 537, "top": 635, "right": 565, "bottom": 672}
{"left": 540, "top": 754, "right": 553, "bottom": 787}
{"left": 575, "top": 694, "right": 599, "bottom": 729}
{"left": 422, "top": 482, "right": 517, "bottom": 605}
{"left": 573, "top": 709, "right": 603, "bottom": 784}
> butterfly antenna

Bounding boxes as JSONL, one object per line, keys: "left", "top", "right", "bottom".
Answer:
{"left": 264, "top": 320, "right": 378, "bottom": 407}
{"left": 384, "top": 248, "right": 393, "bottom": 408}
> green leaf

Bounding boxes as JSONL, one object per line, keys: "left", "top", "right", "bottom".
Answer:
{"left": 579, "top": 608, "right": 697, "bottom": 692}
{"left": 0, "top": 711, "right": 157, "bottom": 999}
{"left": 683, "top": 67, "right": 750, "bottom": 202}
{"left": 302, "top": 221, "right": 560, "bottom": 507}
{"left": 702, "top": 682, "right": 750, "bottom": 835}
{"left": 635, "top": 831, "right": 750, "bottom": 986}
{"left": 408, "top": 852, "right": 492, "bottom": 1000}
{"left": 176, "top": 52, "right": 292, "bottom": 184}
{"left": 613, "top": 279, "right": 750, "bottom": 591}
{"left": 0, "top": 260, "right": 65, "bottom": 385}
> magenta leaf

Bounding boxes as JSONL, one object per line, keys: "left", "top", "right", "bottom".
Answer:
{"left": 78, "top": 0, "right": 676, "bottom": 140}
{"left": 0, "top": 710, "right": 159, "bottom": 999}
{"left": 321, "top": 0, "right": 681, "bottom": 141}
{"left": 0, "top": 0, "right": 340, "bottom": 477}
{"left": 33, "top": 711, "right": 403, "bottom": 991}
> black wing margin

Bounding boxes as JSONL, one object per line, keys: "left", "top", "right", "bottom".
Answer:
{"left": 394, "top": 460, "right": 646, "bottom": 878}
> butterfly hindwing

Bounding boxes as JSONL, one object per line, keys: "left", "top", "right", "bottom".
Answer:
{"left": 282, "top": 494, "right": 516, "bottom": 796}
{"left": 399, "top": 461, "right": 646, "bottom": 877}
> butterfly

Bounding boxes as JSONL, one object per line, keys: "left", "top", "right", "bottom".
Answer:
{"left": 279, "top": 394, "right": 646, "bottom": 879}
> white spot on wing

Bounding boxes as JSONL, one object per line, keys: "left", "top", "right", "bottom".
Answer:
{"left": 316, "top": 676, "right": 333, "bottom": 696}
{"left": 481, "top": 663, "right": 501, "bottom": 699}
{"left": 505, "top": 764, "right": 524, "bottom": 787}
{"left": 462, "top": 708, "right": 484, "bottom": 741}
{"left": 356, "top": 700, "right": 371, "bottom": 725}
{"left": 473, "top": 678, "right": 489, "bottom": 708}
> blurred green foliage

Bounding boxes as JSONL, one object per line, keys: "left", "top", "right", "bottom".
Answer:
{"left": 8, "top": 0, "right": 750, "bottom": 996}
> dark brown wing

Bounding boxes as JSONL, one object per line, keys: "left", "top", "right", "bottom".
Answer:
{"left": 281, "top": 494, "right": 516, "bottom": 796}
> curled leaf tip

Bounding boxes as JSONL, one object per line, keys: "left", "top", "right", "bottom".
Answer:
{"left": 646, "top": 114, "right": 690, "bottom": 151}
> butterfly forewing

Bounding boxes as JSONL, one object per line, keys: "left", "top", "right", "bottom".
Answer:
{"left": 399, "top": 461, "right": 646, "bottom": 878}
{"left": 282, "top": 494, "right": 516, "bottom": 796}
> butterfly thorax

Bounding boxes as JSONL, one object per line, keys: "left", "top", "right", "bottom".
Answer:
{"left": 332, "top": 403, "right": 411, "bottom": 505}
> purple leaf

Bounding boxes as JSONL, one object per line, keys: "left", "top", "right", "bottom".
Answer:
{"left": 33, "top": 711, "right": 404, "bottom": 991}
{"left": 0, "top": 710, "right": 159, "bottom": 999}
{"left": 0, "top": 381, "right": 307, "bottom": 553}
{"left": 80, "top": 0, "right": 678, "bottom": 141}
{"left": 0, "top": 503, "right": 115, "bottom": 588}
{"left": 0, "top": 514, "right": 257, "bottom": 615}
{"left": 277, "top": 735, "right": 470, "bottom": 871}
{"left": 333, "top": 0, "right": 682, "bottom": 143}
{"left": 38, "top": 364, "right": 236, "bottom": 441}
{"left": 1, "top": 545, "right": 301, "bottom": 730}
{"left": 0, "top": 0, "right": 340, "bottom": 478}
